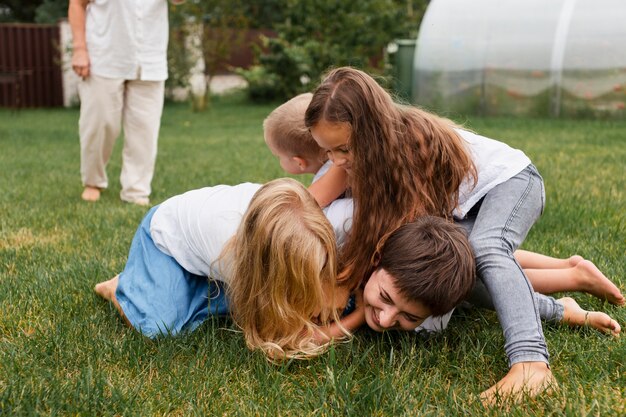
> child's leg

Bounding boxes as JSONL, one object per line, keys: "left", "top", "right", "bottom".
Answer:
{"left": 461, "top": 166, "right": 551, "bottom": 404}
{"left": 514, "top": 249, "right": 582, "bottom": 269}
{"left": 97, "top": 206, "right": 213, "bottom": 338}
{"left": 470, "top": 285, "right": 620, "bottom": 336}
{"left": 558, "top": 297, "right": 621, "bottom": 336}
{"left": 524, "top": 262, "right": 625, "bottom": 305}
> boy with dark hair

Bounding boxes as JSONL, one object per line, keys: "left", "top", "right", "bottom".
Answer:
{"left": 363, "top": 216, "right": 475, "bottom": 333}
{"left": 363, "top": 216, "right": 620, "bottom": 338}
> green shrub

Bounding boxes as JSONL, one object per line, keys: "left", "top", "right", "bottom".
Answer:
{"left": 239, "top": 0, "right": 427, "bottom": 102}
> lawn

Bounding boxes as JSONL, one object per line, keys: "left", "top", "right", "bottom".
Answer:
{"left": 1, "top": 94, "right": 624, "bottom": 416}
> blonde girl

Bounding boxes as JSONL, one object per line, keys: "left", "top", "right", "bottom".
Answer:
{"left": 95, "top": 178, "right": 352, "bottom": 360}
{"left": 303, "top": 67, "right": 623, "bottom": 402}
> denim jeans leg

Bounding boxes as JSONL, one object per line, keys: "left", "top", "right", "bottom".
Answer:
{"left": 467, "top": 280, "right": 564, "bottom": 323}
{"left": 459, "top": 165, "right": 549, "bottom": 366}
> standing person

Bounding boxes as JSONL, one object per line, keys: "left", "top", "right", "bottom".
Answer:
{"left": 68, "top": 0, "right": 173, "bottom": 205}
{"left": 302, "top": 66, "right": 606, "bottom": 403}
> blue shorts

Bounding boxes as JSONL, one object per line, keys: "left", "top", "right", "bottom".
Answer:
{"left": 115, "top": 206, "right": 356, "bottom": 338}
{"left": 116, "top": 206, "right": 229, "bottom": 338}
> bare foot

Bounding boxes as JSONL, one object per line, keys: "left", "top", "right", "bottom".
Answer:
{"left": 574, "top": 260, "right": 625, "bottom": 305}
{"left": 94, "top": 275, "right": 119, "bottom": 301}
{"left": 94, "top": 275, "right": 131, "bottom": 327}
{"left": 122, "top": 197, "right": 150, "bottom": 207}
{"left": 81, "top": 186, "right": 101, "bottom": 202}
{"left": 480, "top": 361, "right": 556, "bottom": 406}
{"left": 559, "top": 297, "right": 621, "bottom": 337}
{"left": 567, "top": 255, "right": 584, "bottom": 266}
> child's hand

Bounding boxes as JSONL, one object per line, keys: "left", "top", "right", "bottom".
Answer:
{"left": 312, "top": 288, "right": 365, "bottom": 343}
{"left": 341, "top": 288, "right": 365, "bottom": 331}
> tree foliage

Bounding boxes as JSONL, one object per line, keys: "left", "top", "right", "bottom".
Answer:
{"left": 238, "top": 0, "right": 427, "bottom": 102}
{"left": 0, "top": 0, "right": 66, "bottom": 23}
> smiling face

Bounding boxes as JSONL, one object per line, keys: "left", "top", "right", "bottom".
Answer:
{"left": 310, "top": 119, "right": 353, "bottom": 173}
{"left": 363, "top": 268, "right": 432, "bottom": 332}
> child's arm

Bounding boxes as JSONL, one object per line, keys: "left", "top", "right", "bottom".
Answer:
{"left": 314, "top": 289, "right": 365, "bottom": 342}
{"left": 308, "top": 164, "right": 348, "bottom": 208}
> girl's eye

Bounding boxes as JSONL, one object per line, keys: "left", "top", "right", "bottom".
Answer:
{"left": 326, "top": 147, "right": 351, "bottom": 156}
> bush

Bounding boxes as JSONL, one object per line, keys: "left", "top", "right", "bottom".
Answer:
{"left": 238, "top": 0, "right": 427, "bottom": 102}
{"left": 237, "top": 35, "right": 312, "bottom": 102}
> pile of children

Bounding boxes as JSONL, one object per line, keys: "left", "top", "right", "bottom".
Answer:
{"left": 95, "top": 68, "right": 623, "bottom": 404}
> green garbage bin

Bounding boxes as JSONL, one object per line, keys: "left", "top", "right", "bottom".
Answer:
{"left": 393, "top": 39, "right": 416, "bottom": 102}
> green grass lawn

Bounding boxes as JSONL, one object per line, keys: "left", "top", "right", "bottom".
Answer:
{"left": 1, "top": 95, "right": 624, "bottom": 416}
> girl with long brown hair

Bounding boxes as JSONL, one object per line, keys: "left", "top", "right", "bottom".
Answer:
{"left": 304, "top": 66, "right": 571, "bottom": 402}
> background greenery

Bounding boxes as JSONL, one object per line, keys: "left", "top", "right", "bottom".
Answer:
{"left": 0, "top": 95, "right": 624, "bottom": 415}
{"left": 1, "top": 0, "right": 427, "bottom": 104}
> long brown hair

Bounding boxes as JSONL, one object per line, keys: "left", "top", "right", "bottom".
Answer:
{"left": 305, "top": 67, "right": 476, "bottom": 290}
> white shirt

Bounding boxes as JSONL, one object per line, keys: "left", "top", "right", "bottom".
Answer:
{"left": 455, "top": 129, "right": 531, "bottom": 218}
{"left": 415, "top": 310, "right": 454, "bottom": 334}
{"left": 313, "top": 161, "right": 353, "bottom": 248}
{"left": 150, "top": 182, "right": 354, "bottom": 283}
{"left": 85, "top": 0, "right": 168, "bottom": 80}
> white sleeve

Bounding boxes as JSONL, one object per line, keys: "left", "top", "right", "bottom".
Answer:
{"left": 322, "top": 197, "right": 353, "bottom": 248}
{"left": 414, "top": 309, "right": 455, "bottom": 334}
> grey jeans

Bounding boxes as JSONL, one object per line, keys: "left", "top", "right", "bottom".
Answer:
{"left": 457, "top": 164, "right": 555, "bottom": 366}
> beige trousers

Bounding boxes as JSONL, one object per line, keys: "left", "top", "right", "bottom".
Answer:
{"left": 78, "top": 75, "right": 165, "bottom": 202}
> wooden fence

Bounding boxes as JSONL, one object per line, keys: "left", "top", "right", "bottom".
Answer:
{"left": 0, "top": 22, "right": 272, "bottom": 108}
{"left": 0, "top": 23, "right": 64, "bottom": 108}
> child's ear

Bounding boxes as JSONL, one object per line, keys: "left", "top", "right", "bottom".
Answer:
{"left": 292, "top": 156, "right": 308, "bottom": 172}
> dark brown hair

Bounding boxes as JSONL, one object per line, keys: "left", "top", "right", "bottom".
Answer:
{"left": 377, "top": 216, "right": 476, "bottom": 315}
{"left": 305, "top": 67, "right": 476, "bottom": 290}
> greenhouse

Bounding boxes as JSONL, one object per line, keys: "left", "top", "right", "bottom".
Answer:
{"left": 412, "top": 0, "right": 626, "bottom": 118}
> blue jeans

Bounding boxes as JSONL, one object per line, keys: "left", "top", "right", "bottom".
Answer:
{"left": 457, "top": 164, "right": 551, "bottom": 366}
{"left": 116, "top": 206, "right": 230, "bottom": 338}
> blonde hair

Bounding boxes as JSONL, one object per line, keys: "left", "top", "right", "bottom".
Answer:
{"left": 223, "top": 178, "right": 342, "bottom": 360}
{"left": 263, "top": 93, "right": 326, "bottom": 162}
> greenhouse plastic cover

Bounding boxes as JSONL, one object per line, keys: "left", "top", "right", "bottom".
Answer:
{"left": 413, "top": 0, "right": 626, "bottom": 117}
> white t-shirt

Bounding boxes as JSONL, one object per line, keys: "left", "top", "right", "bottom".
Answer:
{"left": 85, "top": 0, "right": 169, "bottom": 80}
{"left": 150, "top": 182, "right": 354, "bottom": 283}
{"left": 455, "top": 129, "right": 531, "bottom": 218}
{"left": 424, "top": 130, "right": 531, "bottom": 332}
{"left": 313, "top": 161, "right": 353, "bottom": 248}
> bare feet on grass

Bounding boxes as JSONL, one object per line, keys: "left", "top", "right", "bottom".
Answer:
{"left": 572, "top": 260, "right": 625, "bottom": 306}
{"left": 480, "top": 361, "right": 556, "bottom": 406}
{"left": 480, "top": 295, "right": 621, "bottom": 406}
{"left": 95, "top": 275, "right": 131, "bottom": 327}
{"left": 559, "top": 297, "right": 621, "bottom": 336}
{"left": 94, "top": 275, "right": 118, "bottom": 301}
{"left": 81, "top": 186, "right": 101, "bottom": 202}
